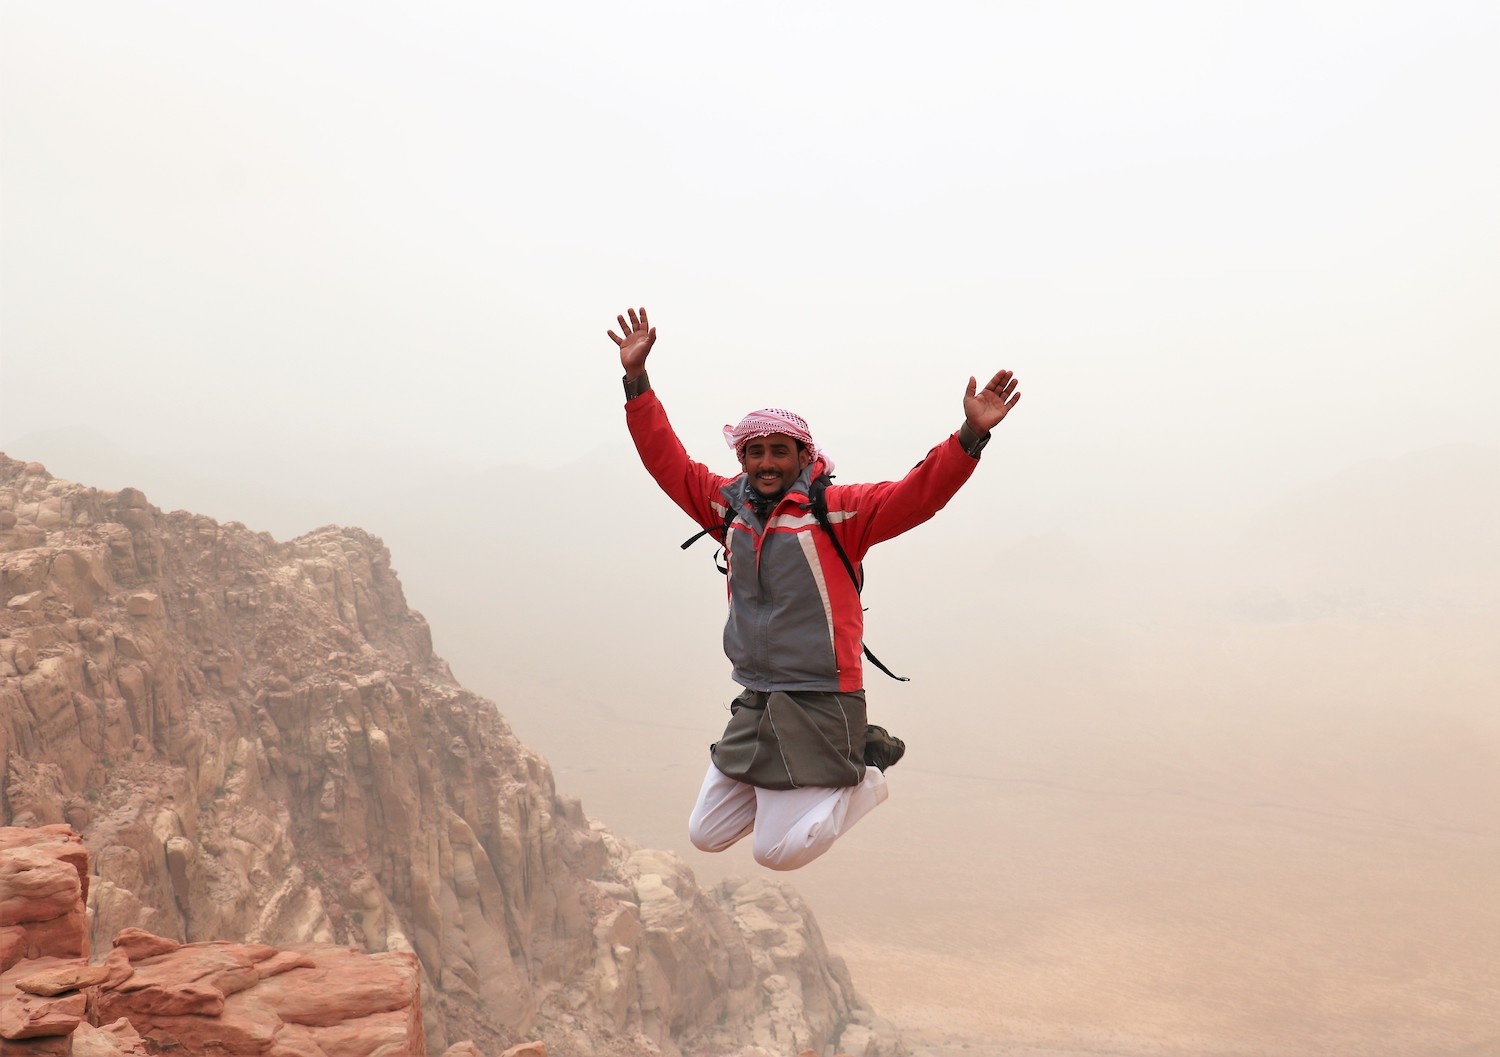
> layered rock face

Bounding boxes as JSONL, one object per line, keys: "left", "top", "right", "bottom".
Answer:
{"left": 0, "top": 825, "right": 430, "bottom": 1056}
{"left": 0, "top": 455, "right": 902, "bottom": 1057}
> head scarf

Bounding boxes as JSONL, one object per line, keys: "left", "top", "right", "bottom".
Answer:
{"left": 723, "top": 408, "right": 834, "bottom": 474}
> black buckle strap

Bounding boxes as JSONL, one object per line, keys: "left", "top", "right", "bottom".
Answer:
{"left": 682, "top": 510, "right": 737, "bottom": 576}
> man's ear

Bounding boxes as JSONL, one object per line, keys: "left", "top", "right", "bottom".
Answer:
{"left": 799, "top": 447, "right": 812, "bottom": 470}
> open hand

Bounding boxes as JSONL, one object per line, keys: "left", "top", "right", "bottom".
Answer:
{"left": 608, "top": 307, "right": 655, "bottom": 381}
{"left": 963, "top": 370, "right": 1021, "bottom": 435}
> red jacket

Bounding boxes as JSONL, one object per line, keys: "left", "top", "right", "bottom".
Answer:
{"left": 627, "top": 388, "right": 982, "bottom": 692}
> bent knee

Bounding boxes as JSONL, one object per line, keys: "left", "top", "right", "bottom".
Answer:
{"left": 687, "top": 820, "right": 739, "bottom": 854}
{"left": 751, "top": 841, "right": 825, "bottom": 872}
{"left": 753, "top": 852, "right": 807, "bottom": 871}
{"left": 690, "top": 832, "right": 733, "bottom": 854}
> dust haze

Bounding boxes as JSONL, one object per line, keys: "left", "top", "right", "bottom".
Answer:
{"left": 3, "top": 3, "right": 1498, "bottom": 1055}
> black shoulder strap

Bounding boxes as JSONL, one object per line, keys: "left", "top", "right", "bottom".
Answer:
{"left": 808, "top": 474, "right": 861, "bottom": 592}
{"left": 681, "top": 502, "right": 738, "bottom": 575}
{"left": 808, "top": 474, "right": 909, "bottom": 682}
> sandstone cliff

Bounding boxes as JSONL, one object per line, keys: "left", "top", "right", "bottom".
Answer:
{"left": 0, "top": 455, "right": 903, "bottom": 1057}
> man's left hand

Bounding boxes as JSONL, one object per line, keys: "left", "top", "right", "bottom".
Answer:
{"left": 964, "top": 370, "right": 1021, "bottom": 435}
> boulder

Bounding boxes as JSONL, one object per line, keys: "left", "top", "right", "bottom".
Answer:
{"left": 0, "top": 989, "right": 85, "bottom": 1041}
{"left": 67, "top": 1018, "right": 151, "bottom": 1057}
{"left": 11, "top": 960, "right": 110, "bottom": 996}
{"left": 0, "top": 827, "right": 89, "bottom": 961}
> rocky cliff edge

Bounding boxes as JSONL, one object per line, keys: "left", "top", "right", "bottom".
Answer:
{"left": 0, "top": 454, "right": 905, "bottom": 1057}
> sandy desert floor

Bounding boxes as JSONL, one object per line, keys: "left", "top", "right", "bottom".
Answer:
{"left": 822, "top": 773, "right": 1499, "bottom": 1056}
{"left": 709, "top": 767, "right": 1498, "bottom": 1057}
{"left": 519, "top": 618, "right": 1500, "bottom": 1057}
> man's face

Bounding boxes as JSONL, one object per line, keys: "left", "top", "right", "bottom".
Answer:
{"left": 739, "top": 433, "right": 812, "bottom": 497}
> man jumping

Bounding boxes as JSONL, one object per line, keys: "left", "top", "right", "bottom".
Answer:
{"left": 611, "top": 306, "right": 1020, "bottom": 871}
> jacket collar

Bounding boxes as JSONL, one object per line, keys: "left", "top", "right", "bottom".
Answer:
{"left": 724, "top": 458, "right": 821, "bottom": 523}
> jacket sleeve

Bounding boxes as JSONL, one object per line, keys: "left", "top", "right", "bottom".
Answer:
{"left": 827, "top": 434, "right": 981, "bottom": 558}
{"left": 625, "top": 389, "right": 736, "bottom": 530}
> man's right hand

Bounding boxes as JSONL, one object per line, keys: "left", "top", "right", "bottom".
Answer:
{"left": 609, "top": 307, "right": 655, "bottom": 381}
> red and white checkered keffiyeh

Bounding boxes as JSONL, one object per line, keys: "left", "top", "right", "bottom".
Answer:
{"left": 723, "top": 408, "right": 833, "bottom": 473}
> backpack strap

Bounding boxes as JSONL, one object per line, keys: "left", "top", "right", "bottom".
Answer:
{"left": 857, "top": 643, "right": 910, "bottom": 683}
{"left": 807, "top": 475, "right": 910, "bottom": 682}
{"left": 681, "top": 502, "right": 738, "bottom": 576}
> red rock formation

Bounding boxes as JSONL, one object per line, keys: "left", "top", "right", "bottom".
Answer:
{"left": 0, "top": 930, "right": 426, "bottom": 1055}
{"left": 0, "top": 829, "right": 430, "bottom": 1055}
{"left": 0, "top": 827, "right": 88, "bottom": 968}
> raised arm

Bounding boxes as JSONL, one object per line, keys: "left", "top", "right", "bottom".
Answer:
{"left": 963, "top": 369, "right": 1021, "bottom": 436}
{"left": 613, "top": 307, "right": 733, "bottom": 530}
{"left": 608, "top": 306, "right": 655, "bottom": 382}
{"left": 827, "top": 368, "right": 1022, "bottom": 555}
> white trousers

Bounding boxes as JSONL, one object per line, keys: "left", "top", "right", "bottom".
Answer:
{"left": 687, "top": 763, "right": 889, "bottom": 871}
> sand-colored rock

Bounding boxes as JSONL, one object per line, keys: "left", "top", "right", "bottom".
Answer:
{"left": 108, "top": 930, "right": 178, "bottom": 963}
{"left": 439, "top": 1042, "right": 487, "bottom": 1057}
{"left": 67, "top": 1018, "right": 151, "bottom": 1057}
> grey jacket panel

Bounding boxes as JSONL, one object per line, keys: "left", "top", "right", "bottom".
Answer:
{"left": 719, "top": 467, "right": 844, "bottom": 692}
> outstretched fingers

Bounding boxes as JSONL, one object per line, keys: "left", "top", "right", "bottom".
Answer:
{"left": 982, "top": 369, "right": 1014, "bottom": 392}
{"left": 608, "top": 306, "right": 650, "bottom": 347}
{"left": 963, "top": 368, "right": 1022, "bottom": 432}
{"left": 984, "top": 370, "right": 1019, "bottom": 406}
{"left": 611, "top": 305, "right": 657, "bottom": 378}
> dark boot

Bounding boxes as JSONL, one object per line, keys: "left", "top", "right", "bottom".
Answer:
{"left": 863, "top": 724, "right": 906, "bottom": 771}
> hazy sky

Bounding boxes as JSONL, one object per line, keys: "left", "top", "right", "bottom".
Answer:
{"left": 3, "top": 0, "right": 1497, "bottom": 542}
{"left": 5, "top": 8, "right": 1498, "bottom": 1052}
